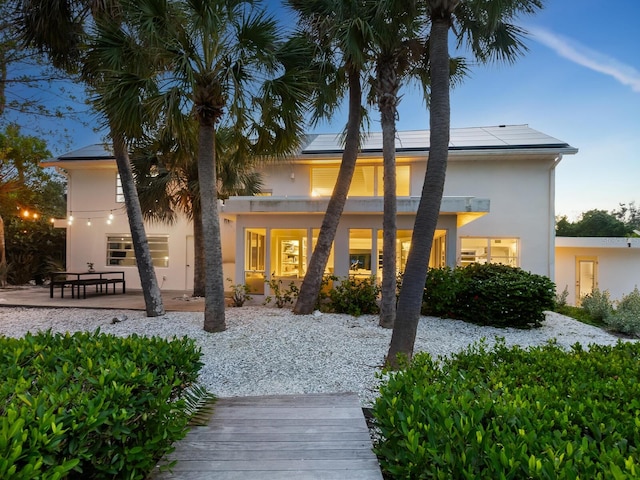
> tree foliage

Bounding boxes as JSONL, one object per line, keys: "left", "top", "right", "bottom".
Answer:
{"left": 556, "top": 209, "right": 634, "bottom": 237}
{"left": 0, "top": 124, "right": 65, "bottom": 285}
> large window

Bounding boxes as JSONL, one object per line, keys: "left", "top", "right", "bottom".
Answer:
{"left": 311, "top": 165, "right": 410, "bottom": 197}
{"left": 245, "top": 229, "right": 266, "bottom": 294}
{"left": 271, "top": 229, "right": 307, "bottom": 278}
{"left": 107, "top": 235, "right": 169, "bottom": 267}
{"left": 460, "top": 238, "right": 519, "bottom": 266}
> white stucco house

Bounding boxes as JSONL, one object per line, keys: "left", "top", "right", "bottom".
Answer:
{"left": 43, "top": 124, "right": 580, "bottom": 298}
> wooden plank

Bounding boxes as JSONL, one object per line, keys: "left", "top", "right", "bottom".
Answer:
{"left": 210, "top": 406, "right": 364, "bottom": 420}
{"left": 165, "top": 448, "right": 376, "bottom": 461}
{"left": 215, "top": 392, "right": 359, "bottom": 407}
{"left": 179, "top": 431, "right": 371, "bottom": 443}
{"left": 158, "top": 459, "right": 382, "bottom": 472}
{"left": 170, "top": 440, "right": 374, "bottom": 453}
{"left": 151, "top": 469, "right": 383, "bottom": 480}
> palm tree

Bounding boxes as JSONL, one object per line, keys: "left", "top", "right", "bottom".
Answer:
{"left": 131, "top": 124, "right": 265, "bottom": 298}
{"left": 288, "top": 0, "right": 376, "bottom": 315}
{"left": 16, "top": 0, "right": 166, "bottom": 316}
{"left": 387, "top": 0, "right": 543, "bottom": 367}
{"left": 140, "top": 0, "right": 311, "bottom": 332}
{"left": 368, "top": 0, "right": 427, "bottom": 328}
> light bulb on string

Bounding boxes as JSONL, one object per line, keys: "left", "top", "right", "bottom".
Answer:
{"left": 87, "top": 218, "right": 92, "bottom": 226}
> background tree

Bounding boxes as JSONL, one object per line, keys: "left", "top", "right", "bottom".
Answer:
{"left": 556, "top": 209, "right": 633, "bottom": 237}
{"left": 124, "top": 0, "right": 312, "bottom": 331}
{"left": 0, "top": 0, "right": 87, "bottom": 148}
{"left": 0, "top": 124, "right": 65, "bottom": 286}
{"left": 289, "top": 0, "right": 375, "bottom": 315}
{"left": 613, "top": 201, "right": 640, "bottom": 233}
{"left": 16, "top": 0, "right": 166, "bottom": 316}
{"left": 387, "top": 0, "right": 543, "bottom": 367}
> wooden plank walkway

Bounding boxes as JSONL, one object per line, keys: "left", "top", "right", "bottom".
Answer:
{"left": 149, "top": 392, "right": 383, "bottom": 480}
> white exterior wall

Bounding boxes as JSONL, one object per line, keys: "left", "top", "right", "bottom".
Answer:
{"left": 444, "top": 157, "right": 556, "bottom": 277}
{"left": 66, "top": 167, "right": 196, "bottom": 291}
{"left": 555, "top": 238, "right": 640, "bottom": 305}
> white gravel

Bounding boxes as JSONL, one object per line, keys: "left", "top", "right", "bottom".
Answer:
{"left": 0, "top": 306, "right": 632, "bottom": 406}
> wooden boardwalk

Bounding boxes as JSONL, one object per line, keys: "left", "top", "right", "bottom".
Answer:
{"left": 149, "top": 393, "right": 383, "bottom": 480}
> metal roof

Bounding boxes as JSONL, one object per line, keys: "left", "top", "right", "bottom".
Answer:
{"left": 300, "top": 124, "right": 575, "bottom": 154}
{"left": 57, "top": 143, "right": 114, "bottom": 160}
{"left": 44, "top": 125, "right": 576, "bottom": 165}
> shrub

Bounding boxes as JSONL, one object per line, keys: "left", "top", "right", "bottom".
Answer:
{"left": 555, "top": 285, "right": 569, "bottom": 308}
{"left": 422, "top": 264, "right": 555, "bottom": 328}
{"left": 226, "top": 278, "right": 252, "bottom": 307}
{"left": 421, "top": 266, "right": 461, "bottom": 317}
{"left": 606, "top": 286, "right": 640, "bottom": 337}
{"left": 263, "top": 277, "right": 299, "bottom": 308}
{"left": 374, "top": 339, "right": 640, "bottom": 479}
{"left": 581, "top": 288, "right": 614, "bottom": 322}
{"left": 0, "top": 330, "right": 212, "bottom": 479}
{"left": 328, "top": 275, "right": 380, "bottom": 316}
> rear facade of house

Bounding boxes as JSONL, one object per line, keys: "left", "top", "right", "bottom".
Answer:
{"left": 43, "top": 124, "right": 578, "bottom": 297}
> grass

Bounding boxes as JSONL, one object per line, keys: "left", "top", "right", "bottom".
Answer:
{"left": 554, "top": 304, "right": 606, "bottom": 327}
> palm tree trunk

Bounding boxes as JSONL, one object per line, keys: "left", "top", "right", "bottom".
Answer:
{"left": 378, "top": 57, "right": 399, "bottom": 328}
{"left": 111, "top": 130, "right": 165, "bottom": 317}
{"left": 0, "top": 213, "right": 7, "bottom": 286}
{"left": 387, "top": 15, "right": 451, "bottom": 366}
{"left": 198, "top": 122, "right": 226, "bottom": 332}
{"left": 293, "top": 67, "right": 362, "bottom": 315}
{"left": 192, "top": 202, "right": 206, "bottom": 297}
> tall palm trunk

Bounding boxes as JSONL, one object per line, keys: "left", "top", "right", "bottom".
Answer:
{"left": 387, "top": 15, "right": 451, "bottom": 366}
{"left": 293, "top": 67, "right": 362, "bottom": 315}
{"left": 378, "top": 56, "right": 399, "bottom": 328}
{"left": 197, "top": 122, "right": 226, "bottom": 332}
{"left": 0, "top": 214, "right": 6, "bottom": 286}
{"left": 112, "top": 130, "right": 165, "bottom": 316}
{"left": 192, "top": 202, "right": 206, "bottom": 297}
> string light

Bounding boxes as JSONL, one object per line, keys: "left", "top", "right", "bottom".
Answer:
{"left": 62, "top": 208, "right": 126, "bottom": 227}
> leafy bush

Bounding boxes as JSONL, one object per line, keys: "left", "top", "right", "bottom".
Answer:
{"left": 581, "top": 288, "right": 614, "bottom": 322}
{"left": 555, "top": 304, "right": 603, "bottom": 326}
{"left": 264, "top": 277, "right": 299, "bottom": 308}
{"left": 555, "top": 285, "right": 569, "bottom": 308}
{"left": 328, "top": 275, "right": 380, "bottom": 316}
{"left": 226, "top": 278, "right": 252, "bottom": 307}
{"left": 374, "top": 339, "right": 640, "bottom": 479}
{"left": 422, "top": 264, "right": 555, "bottom": 328}
{"left": 606, "top": 286, "right": 640, "bottom": 337}
{"left": 0, "top": 330, "right": 212, "bottom": 479}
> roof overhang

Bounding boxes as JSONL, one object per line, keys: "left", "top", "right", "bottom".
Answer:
{"left": 556, "top": 236, "right": 640, "bottom": 249}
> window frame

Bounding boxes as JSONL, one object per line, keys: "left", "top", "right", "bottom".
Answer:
{"left": 106, "top": 234, "right": 169, "bottom": 268}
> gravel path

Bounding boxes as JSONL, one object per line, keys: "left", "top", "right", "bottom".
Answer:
{"left": 0, "top": 306, "right": 631, "bottom": 406}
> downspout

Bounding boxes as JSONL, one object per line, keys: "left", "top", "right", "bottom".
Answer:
{"left": 548, "top": 154, "right": 563, "bottom": 280}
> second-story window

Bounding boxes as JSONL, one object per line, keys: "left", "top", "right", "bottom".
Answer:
{"left": 311, "top": 165, "right": 410, "bottom": 197}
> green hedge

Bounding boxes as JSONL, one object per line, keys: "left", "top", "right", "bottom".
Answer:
{"left": 373, "top": 339, "right": 640, "bottom": 479}
{"left": 423, "top": 264, "right": 555, "bottom": 327}
{"left": 0, "top": 330, "right": 211, "bottom": 479}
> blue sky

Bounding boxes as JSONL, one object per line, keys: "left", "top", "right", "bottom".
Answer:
{"left": 35, "top": 0, "right": 639, "bottom": 220}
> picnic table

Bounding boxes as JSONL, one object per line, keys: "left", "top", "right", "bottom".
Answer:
{"left": 49, "top": 271, "right": 126, "bottom": 299}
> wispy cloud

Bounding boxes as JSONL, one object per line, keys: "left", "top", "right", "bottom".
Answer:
{"left": 528, "top": 26, "right": 640, "bottom": 93}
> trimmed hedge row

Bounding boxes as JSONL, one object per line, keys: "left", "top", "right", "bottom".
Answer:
{"left": 373, "top": 339, "right": 640, "bottom": 479}
{"left": 0, "top": 329, "right": 209, "bottom": 479}
{"left": 422, "top": 263, "right": 555, "bottom": 328}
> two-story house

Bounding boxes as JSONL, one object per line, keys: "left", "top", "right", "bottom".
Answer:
{"left": 43, "top": 124, "right": 578, "bottom": 297}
